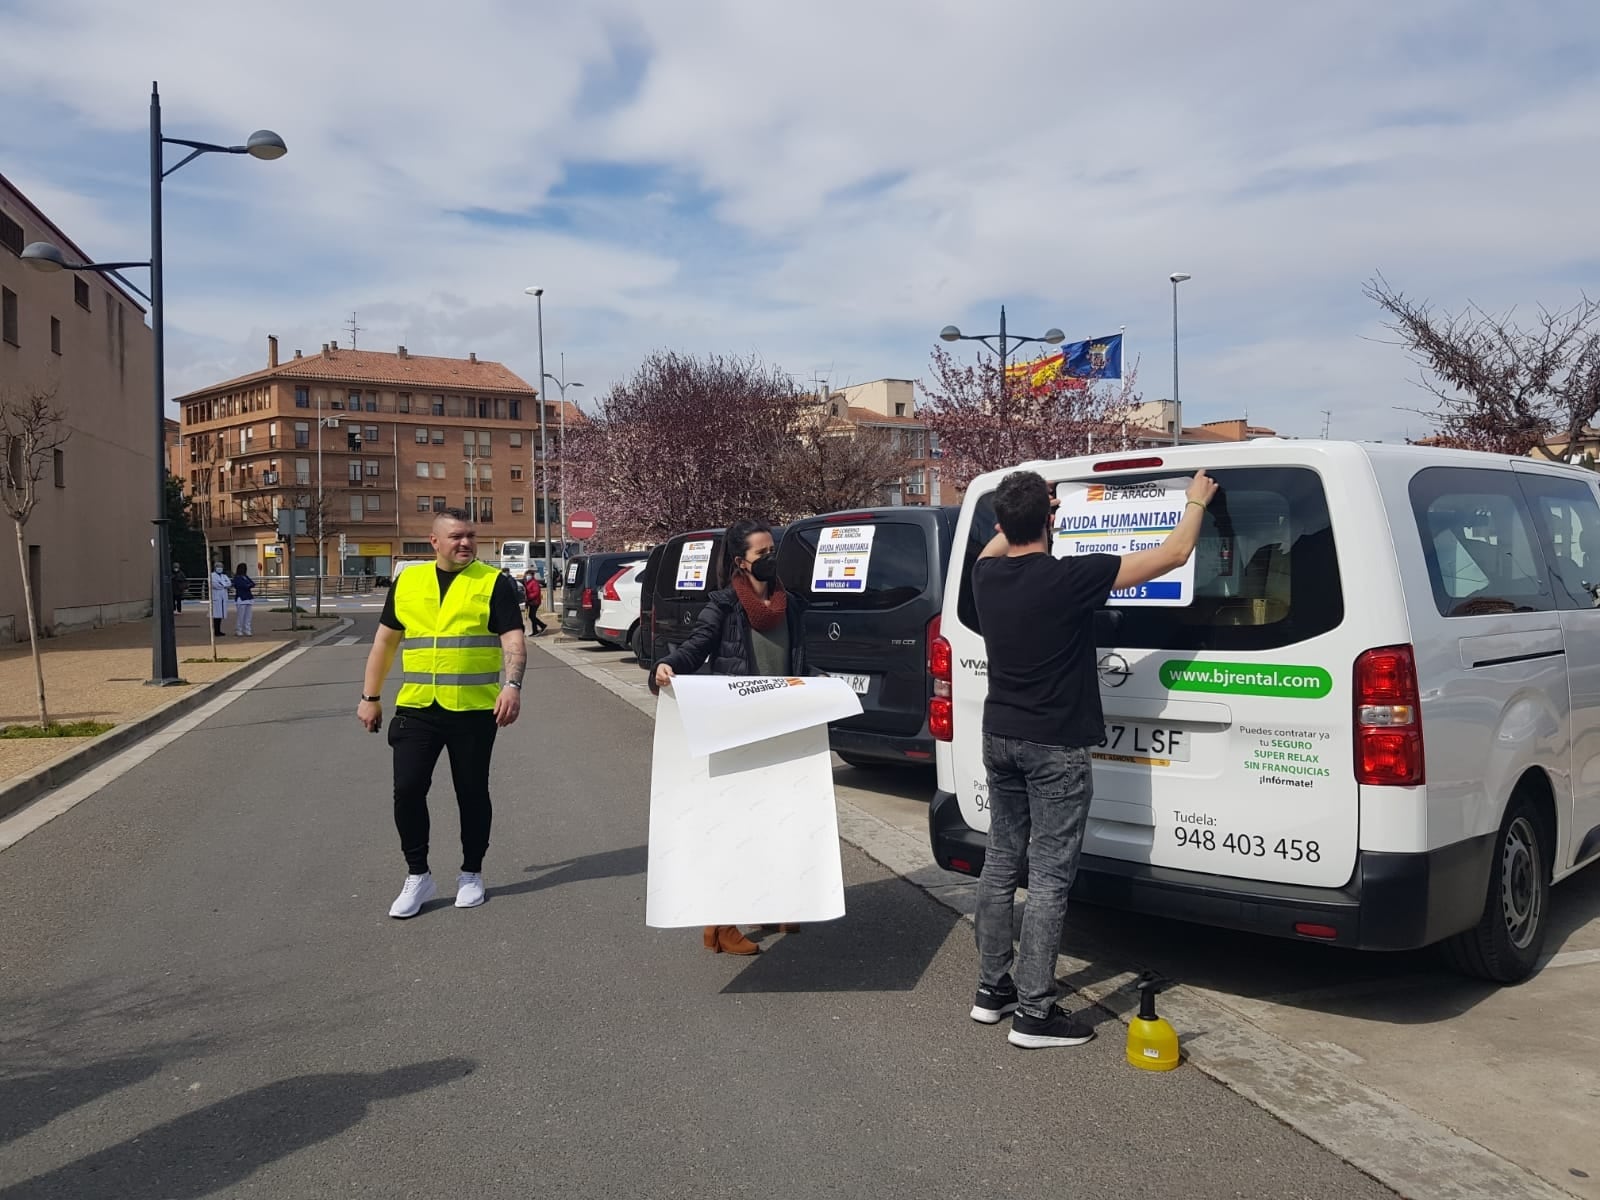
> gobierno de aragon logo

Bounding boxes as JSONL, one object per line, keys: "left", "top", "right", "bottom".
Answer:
{"left": 726, "top": 677, "right": 807, "bottom": 698}
{"left": 1086, "top": 482, "right": 1166, "bottom": 502}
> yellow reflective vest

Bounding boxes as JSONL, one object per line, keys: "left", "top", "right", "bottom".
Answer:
{"left": 394, "top": 560, "right": 503, "bottom": 711}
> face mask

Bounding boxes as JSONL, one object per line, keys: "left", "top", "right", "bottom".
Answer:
{"left": 748, "top": 554, "right": 779, "bottom": 584}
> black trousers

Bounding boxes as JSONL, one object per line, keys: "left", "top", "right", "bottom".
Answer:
{"left": 388, "top": 704, "right": 498, "bottom": 875}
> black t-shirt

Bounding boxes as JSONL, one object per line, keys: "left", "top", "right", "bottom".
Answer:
{"left": 380, "top": 566, "right": 525, "bottom": 635}
{"left": 972, "top": 551, "right": 1120, "bottom": 748}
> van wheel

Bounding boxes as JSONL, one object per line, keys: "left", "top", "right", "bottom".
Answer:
{"left": 626, "top": 622, "right": 641, "bottom": 660}
{"left": 1442, "top": 797, "right": 1550, "bottom": 984}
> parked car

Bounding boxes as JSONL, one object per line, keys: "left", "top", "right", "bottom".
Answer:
{"left": 930, "top": 439, "right": 1600, "bottom": 983}
{"left": 646, "top": 525, "right": 787, "bottom": 667}
{"left": 776, "top": 506, "right": 960, "bottom": 768}
{"left": 561, "top": 551, "right": 649, "bottom": 641}
{"left": 633, "top": 543, "right": 667, "bottom": 668}
{"left": 595, "top": 561, "right": 647, "bottom": 651}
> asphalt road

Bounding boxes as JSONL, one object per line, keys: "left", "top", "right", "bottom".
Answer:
{"left": 0, "top": 616, "right": 1396, "bottom": 1199}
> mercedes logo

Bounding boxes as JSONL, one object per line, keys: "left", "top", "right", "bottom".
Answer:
{"left": 828, "top": 622, "right": 842, "bottom": 642}
{"left": 1097, "top": 652, "right": 1132, "bottom": 687}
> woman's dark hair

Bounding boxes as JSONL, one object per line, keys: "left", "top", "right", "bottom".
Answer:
{"left": 993, "top": 470, "right": 1052, "bottom": 544}
{"left": 723, "top": 518, "right": 773, "bottom": 577}
{"left": 233, "top": 564, "right": 247, "bottom": 575}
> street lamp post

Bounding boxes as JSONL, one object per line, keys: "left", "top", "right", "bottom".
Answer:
{"left": 1170, "top": 273, "right": 1191, "bottom": 446}
{"left": 21, "top": 82, "right": 285, "bottom": 685}
{"left": 939, "top": 306, "right": 1066, "bottom": 405}
{"left": 522, "top": 288, "right": 552, "bottom": 594}
{"left": 543, "top": 354, "right": 584, "bottom": 571}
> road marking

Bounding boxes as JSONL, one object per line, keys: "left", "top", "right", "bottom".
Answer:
{"left": 530, "top": 634, "right": 1583, "bottom": 1200}
{"left": 0, "top": 620, "right": 352, "bottom": 854}
{"left": 333, "top": 636, "right": 360, "bottom": 646}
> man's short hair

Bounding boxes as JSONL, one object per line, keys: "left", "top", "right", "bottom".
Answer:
{"left": 993, "top": 470, "right": 1052, "bottom": 545}
{"left": 434, "top": 507, "right": 473, "bottom": 527}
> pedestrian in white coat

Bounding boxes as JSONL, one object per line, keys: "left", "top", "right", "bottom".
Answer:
{"left": 209, "top": 563, "right": 231, "bottom": 637}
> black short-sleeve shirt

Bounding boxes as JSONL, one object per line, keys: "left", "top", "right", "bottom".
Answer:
{"left": 380, "top": 566, "right": 525, "bottom": 635}
{"left": 972, "top": 551, "right": 1121, "bottom": 748}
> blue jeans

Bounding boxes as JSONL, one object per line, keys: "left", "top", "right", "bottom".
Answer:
{"left": 974, "top": 734, "right": 1093, "bottom": 1019}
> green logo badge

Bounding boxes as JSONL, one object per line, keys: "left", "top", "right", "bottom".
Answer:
{"left": 1159, "top": 660, "right": 1332, "bottom": 699}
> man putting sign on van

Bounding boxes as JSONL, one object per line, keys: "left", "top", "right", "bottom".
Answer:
{"left": 969, "top": 467, "right": 1216, "bottom": 1048}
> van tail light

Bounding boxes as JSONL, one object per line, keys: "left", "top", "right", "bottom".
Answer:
{"left": 581, "top": 586, "right": 596, "bottom": 612}
{"left": 601, "top": 568, "right": 628, "bottom": 603}
{"left": 928, "top": 614, "right": 953, "bottom": 742}
{"left": 1355, "top": 644, "right": 1424, "bottom": 786}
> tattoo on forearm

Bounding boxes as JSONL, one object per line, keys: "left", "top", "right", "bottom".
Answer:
{"left": 505, "top": 650, "right": 526, "bottom": 686}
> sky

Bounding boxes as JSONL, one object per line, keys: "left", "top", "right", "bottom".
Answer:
{"left": 2, "top": 0, "right": 1596, "bottom": 442}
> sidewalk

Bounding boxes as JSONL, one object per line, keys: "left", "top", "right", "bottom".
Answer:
{"left": 0, "top": 606, "right": 328, "bottom": 788}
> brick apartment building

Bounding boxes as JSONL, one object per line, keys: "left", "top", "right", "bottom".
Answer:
{"left": 1, "top": 171, "right": 156, "bottom": 642}
{"left": 173, "top": 339, "right": 577, "bottom": 577}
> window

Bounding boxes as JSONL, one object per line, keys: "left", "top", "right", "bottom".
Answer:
{"left": 416, "top": 462, "right": 430, "bottom": 479}
{"left": 510, "top": 465, "right": 523, "bottom": 481}
{"left": 509, "top": 399, "right": 521, "bottom": 420}
{"left": 295, "top": 458, "right": 311, "bottom": 485}
{"left": 295, "top": 387, "right": 310, "bottom": 409}
{"left": 778, "top": 521, "right": 930, "bottom": 612}
{"left": 415, "top": 427, "right": 428, "bottom": 444}
{"left": 895, "top": 402, "right": 906, "bottom": 416}
{"left": 478, "top": 464, "right": 492, "bottom": 482}
{"left": 366, "top": 494, "right": 380, "bottom": 511}
{"left": 347, "top": 390, "right": 360, "bottom": 410}
{"left": 404, "top": 540, "right": 431, "bottom": 555}
{"left": 445, "top": 395, "right": 461, "bottom": 417}
{"left": 365, "top": 425, "right": 379, "bottom": 443}
{"left": 432, "top": 462, "right": 445, "bottom": 478}
{"left": 2, "top": 287, "right": 16, "bottom": 345}
{"left": 907, "top": 468, "right": 927, "bottom": 495}
{"left": 348, "top": 461, "right": 362, "bottom": 483}
{"left": 50, "top": 316, "right": 61, "bottom": 355}
{"left": 268, "top": 422, "right": 278, "bottom": 448}
{"left": 432, "top": 496, "right": 446, "bottom": 513}
{"left": 74, "top": 277, "right": 90, "bottom": 311}
{"left": 1410, "top": 467, "right": 1552, "bottom": 618}
{"left": 463, "top": 430, "right": 474, "bottom": 457}
{"left": 365, "top": 395, "right": 378, "bottom": 412}
{"left": 417, "top": 495, "right": 432, "bottom": 511}
{"left": 366, "top": 460, "right": 380, "bottom": 478}
{"left": 349, "top": 496, "right": 364, "bottom": 521}
{"left": 431, "top": 429, "right": 445, "bottom": 445}
{"left": 479, "top": 499, "right": 493, "bottom": 522}
{"left": 398, "top": 392, "right": 411, "bottom": 413}
{"left": 509, "top": 431, "right": 522, "bottom": 448}
{"left": 294, "top": 421, "right": 310, "bottom": 448}
{"left": 1517, "top": 471, "right": 1600, "bottom": 610}
{"left": 511, "top": 496, "right": 524, "bottom": 513}
{"left": 478, "top": 431, "right": 491, "bottom": 457}
{"left": 431, "top": 395, "right": 445, "bottom": 416}
{"left": 0, "top": 212, "right": 22, "bottom": 255}
{"left": 53, "top": 448, "right": 64, "bottom": 488}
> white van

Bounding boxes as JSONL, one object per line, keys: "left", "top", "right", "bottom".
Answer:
{"left": 929, "top": 440, "right": 1600, "bottom": 982}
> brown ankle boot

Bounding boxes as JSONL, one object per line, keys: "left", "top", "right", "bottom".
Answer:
{"left": 703, "top": 926, "right": 718, "bottom": 950}
{"left": 711, "top": 925, "right": 759, "bottom": 955}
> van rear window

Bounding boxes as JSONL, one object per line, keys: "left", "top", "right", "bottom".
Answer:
{"left": 778, "top": 523, "right": 929, "bottom": 610}
{"left": 656, "top": 535, "right": 724, "bottom": 601}
{"left": 956, "top": 466, "right": 1343, "bottom": 651}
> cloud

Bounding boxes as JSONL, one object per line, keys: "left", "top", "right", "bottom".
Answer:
{"left": 2, "top": 0, "right": 1597, "bottom": 444}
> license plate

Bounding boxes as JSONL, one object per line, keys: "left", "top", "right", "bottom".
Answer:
{"left": 825, "top": 672, "right": 872, "bottom": 695}
{"left": 1097, "top": 722, "right": 1191, "bottom": 762}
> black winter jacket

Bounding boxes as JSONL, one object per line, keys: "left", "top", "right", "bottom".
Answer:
{"left": 653, "top": 587, "right": 808, "bottom": 688}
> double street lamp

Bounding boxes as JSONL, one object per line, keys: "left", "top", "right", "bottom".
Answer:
{"left": 522, "top": 287, "right": 553, "bottom": 592}
{"left": 543, "top": 354, "right": 583, "bottom": 573}
{"left": 939, "top": 306, "right": 1066, "bottom": 402}
{"left": 22, "top": 82, "right": 286, "bottom": 685}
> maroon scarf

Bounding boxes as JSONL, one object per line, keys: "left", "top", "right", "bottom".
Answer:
{"left": 731, "top": 572, "right": 788, "bottom": 633}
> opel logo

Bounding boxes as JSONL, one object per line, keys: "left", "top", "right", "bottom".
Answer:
{"left": 828, "top": 622, "right": 842, "bottom": 642}
{"left": 1097, "top": 652, "right": 1131, "bottom": 687}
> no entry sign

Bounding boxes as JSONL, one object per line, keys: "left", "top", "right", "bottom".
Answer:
{"left": 567, "top": 510, "right": 598, "bottom": 541}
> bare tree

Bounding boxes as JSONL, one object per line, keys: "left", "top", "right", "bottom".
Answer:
{"left": 1367, "top": 274, "right": 1600, "bottom": 457}
{"left": 775, "top": 398, "right": 912, "bottom": 515}
{"left": 0, "top": 386, "right": 71, "bottom": 728}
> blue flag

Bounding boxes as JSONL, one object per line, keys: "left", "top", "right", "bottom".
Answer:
{"left": 1061, "top": 333, "right": 1123, "bottom": 380}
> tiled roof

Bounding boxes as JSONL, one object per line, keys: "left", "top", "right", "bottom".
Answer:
{"left": 845, "top": 405, "right": 926, "bottom": 426}
{"left": 173, "top": 347, "right": 537, "bottom": 402}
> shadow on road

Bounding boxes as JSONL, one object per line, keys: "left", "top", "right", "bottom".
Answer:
{"left": 720, "top": 877, "right": 961, "bottom": 994}
{"left": 0, "top": 1058, "right": 475, "bottom": 1200}
{"left": 493, "top": 845, "right": 648, "bottom": 900}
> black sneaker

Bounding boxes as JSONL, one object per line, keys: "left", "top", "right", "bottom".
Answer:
{"left": 1008, "top": 1005, "right": 1095, "bottom": 1048}
{"left": 969, "top": 980, "right": 1020, "bottom": 1024}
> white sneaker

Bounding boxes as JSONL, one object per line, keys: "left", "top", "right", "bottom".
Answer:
{"left": 455, "top": 872, "right": 485, "bottom": 908}
{"left": 388, "top": 872, "right": 436, "bottom": 918}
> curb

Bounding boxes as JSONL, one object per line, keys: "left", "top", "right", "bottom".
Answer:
{"left": 531, "top": 636, "right": 1574, "bottom": 1200}
{"left": 0, "top": 619, "right": 354, "bottom": 822}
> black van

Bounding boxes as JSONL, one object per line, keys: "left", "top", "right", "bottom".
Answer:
{"left": 561, "top": 551, "right": 649, "bottom": 641}
{"left": 633, "top": 542, "right": 667, "bottom": 666}
{"left": 775, "top": 506, "right": 960, "bottom": 768}
{"left": 646, "top": 524, "right": 787, "bottom": 668}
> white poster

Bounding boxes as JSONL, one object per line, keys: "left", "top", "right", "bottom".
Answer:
{"left": 1054, "top": 479, "right": 1195, "bottom": 606}
{"left": 811, "top": 523, "right": 876, "bottom": 593}
{"left": 646, "top": 675, "right": 863, "bottom": 928}
{"left": 676, "top": 538, "right": 714, "bottom": 591}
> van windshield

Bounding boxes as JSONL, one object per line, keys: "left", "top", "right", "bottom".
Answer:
{"left": 778, "top": 522, "right": 929, "bottom": 610}
{"left": 956, "top": 466, "right": 1344, "bottom": 651}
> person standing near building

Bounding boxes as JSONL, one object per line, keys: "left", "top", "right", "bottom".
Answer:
{"left": 171, "top": 563, "right": 187, "bottom": 614}
{"left": 968, "top": 468, "right": 1215, "bottom": 1048}
{"left": 208, "top": 562, "right": 232, "bottom": 637}
{"left": 356, "top": 509, "right": 527, "bottom": 918}
{"left": 522, "top": 569, "right": 546, "bottom": 636}
{"left": 232, "top": 564, "right": 256, "bottom": 636}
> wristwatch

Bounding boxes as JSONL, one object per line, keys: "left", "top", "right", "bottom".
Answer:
{"left": 360, "top": 694, "right": 380, "bottom": 702}
{"left": 505, "top": 680, "right": 523, "bottom": 691}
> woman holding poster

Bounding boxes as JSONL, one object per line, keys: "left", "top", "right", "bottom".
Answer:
{"left": 653, "top": 518, "right": 809, "bottom": 955}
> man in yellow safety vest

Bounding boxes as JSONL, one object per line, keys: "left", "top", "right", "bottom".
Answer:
{"left": 357, "top": 508, "right": 527, "bottom": 917}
